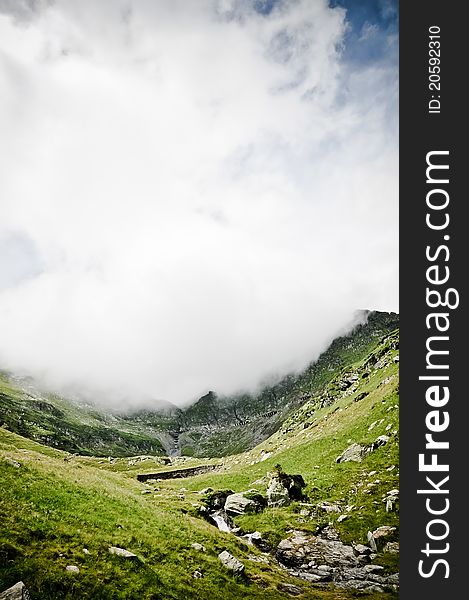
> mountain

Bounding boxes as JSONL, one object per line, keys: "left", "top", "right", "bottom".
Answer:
{"left": 0, "top": 310, "right": 398, "bottom": 459}
{"left": 0, "top": 317, "right": 399, "bottom": 599}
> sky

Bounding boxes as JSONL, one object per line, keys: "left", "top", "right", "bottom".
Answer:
{"left": 0, "top": 0, "right": 398, "bottom": 409}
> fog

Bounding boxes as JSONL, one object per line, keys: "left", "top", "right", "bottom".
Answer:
{"left": 0, "top": 0, "right": 398, "bottom": 408}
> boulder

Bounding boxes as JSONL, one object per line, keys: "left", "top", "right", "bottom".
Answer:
{"left": 267, "top": 468, "right": 306, "bottom": 506}
{"left": 218, "top": 550, "right": 245, "bottom": 575}
{"left": 336, "top": 443, "right": 367, "bottom": 463}
{"left": 225, "top": 492, "right": 264, "bottom": 516}
{"left": 277, "top": 528, "right": 358, "bottom": 569}
{"left": 369, "top": 526, "right": 396, "bottom": 551}
{"left": 266, "top": 477, "right": 290, "bottom": 507}
{"left": 203, "top": 489, "right": 234, "bottom": 510}
{"left": 0, "top": 582, "right": 31, "bottom": 600}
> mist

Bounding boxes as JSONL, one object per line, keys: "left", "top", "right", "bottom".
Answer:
{"left": 0, "top": 0, "right": 398, "bottom": 408}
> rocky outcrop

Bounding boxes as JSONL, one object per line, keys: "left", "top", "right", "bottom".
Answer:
{"left": 336, "top": 443, "right": 367, "bottom": 463}
{"left": 225, "top": 491, "right": 266, "bottom": 515}
{"left": 0, "top": 582, "right": 31, "bottom": 600}
{"left": 336, "top": 435, "right": 391, "bottom": 463}
{"left": 266, "top": 467, "right": 306, "bottom": 507}
{"left": 218, "top": 550, "right": 245, "bottom": 575}
{"left": 276, "top": 527, "right": 398, "bottom": 593}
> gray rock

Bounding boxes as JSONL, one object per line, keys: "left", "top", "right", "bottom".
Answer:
{"left": 318, "top": 502, "right": 341, "bottom": 513}
{"left": 108, "top": 546, "right": 138, "bottom": 559}
{"left": 0, "top": 582, "right": 31, "bottom": 600}
{"left": 191, "top": 543, "right": 206, "bottom": 552}
{"left": 277, "top": 583, "right": 303, "bottom": 596}
{"left": 225, "top": 492, "right": 262, "bottom": 515}
{"left": 353, "top": 544, "right": 371, "bottom": 556}
{"left": 368, "top": 526, "right": 396, "bottom": 551}
{"left": 218, "top": 550, "right": 245, "bottom": 575}
{"left": 373, "top": 435, "right": 390, "bottom": 448}
{"left": 266, "top": 477, "right": 290, "bottom": 507}
{"left": 192, "top": 570, "right": 203, "bottom": 578}
{"left": 65, "top": 565, "right": 80, "bottom": 573}
{"left": 336, "top": 443, "right": 367, "bottom": 463}
{"left": 384, "top": 541, "right": 400, "bottom": 554}
{"left": 3, "top": 458, "right": 21, "bottom": 469}
{"left": 367, "top": 531, "right": 377, "bottom": 552}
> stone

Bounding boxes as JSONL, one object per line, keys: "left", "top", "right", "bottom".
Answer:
{"left": 199, "top": 487, "right": 213, "bottom": 495}
{"left": 108, "top": 546, "right": 138, "bottom": 559}
{"left": 266, "top": 477, "right": 290, "bottom": 507}
{"left": 277, "top": 583, "right": 303, "bottom": 596}
{"left": 192, "top": 571, "right": 203, "bottom": 578}
{"left": 336, "top": 443, "right": 367, "bottom": 463}
{"left": 384, "top": 542, "right": 400, "bottom": 554}
{"left": 225, "top": 492, "right": 265, "bottom": 515}
{"left": 66, "top": 565, "right": 80, "bottom": 573}
{"left": 369, "top": 526, "right": 396, "bottom": 551}
{"left": 191, "top": 543, "right": 206, "bottom": 552}
{"left": 353, "top": 544, "right": 371, "bottom": 556}
{"left": 367, "top": 531, "right": 377, "bottom": 552}
{"left": 277, "top": 529, "right": 358, "bottom": 569}
{"left": 3, "top": 458, "right": 21, "bottom": 469}
{"left": 337, "top": 515, "right": 349, "bottom": 523}
{"left": 318, "top": 502, "right": 341, "bottom": 513}
{"left": 218, "top": 550, "right": 245, "bottom": 575}
{"left": 372, "top": 435, "right": 390, "bottom": 449}
{"left": 0, "top": 581, "right": 31, "bottom": 600}
{"left": 83, "top": 548, "right": 90, "bottom": 555}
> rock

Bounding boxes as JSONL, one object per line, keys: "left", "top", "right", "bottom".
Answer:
{"left": 372, "top": 435, "right": 390, "bottom": 449}
{"left": 203, "top": 489, "right": 234, "bottom": 510}
{"left": 337, "top": 515, "right": 349, "bottom": 523}
{"left": 336, "top": 443, "right": 367, "bottom": 463}
{"left": 267, "top": 469, "right": 306, "bottom": 506}
{"left": 191, "top": 543, "right": 206, "bottom": 552}
{"left": 4, "top": 458, "right": 21, "bottom": 469}
{"left": 0, "top": 581, "right": 31, "bottom": 600}
{"left": 108, "top": 546, "right": 138, "bottom": 559}
{"left": 199, "top": 487, "right": 213, "bottom": 495}
{"left": 368, "top": 526, "right": 396, "bottom": 551}
{"left": 384, "top": 542, "right": 400, "bottom": 554}
{"left": 277, "top": 583, "right": 303, "bottom": 596}
{"left": 66, "top": 565, "right": 80, "bottom": 573}
{"left": 192, "top": 570, "right": 203, "bottom": 578}
{"left": 83, "top": 548, "right": 90, "bottom": 555}
{"left": 353, "top": 544, "right": 371, "bottom": 556}
{"left": 218, "top": 550, "right": 245, "bottom": 575}
{"left": 266, "top": 477, "right": 290, "bottom": 507}
{"left": 141, "top": 490, "right": 152, "bottom": 495}
{"left": 367, "top": 531, "right": 377, "bottom": 552}
{"left": 225, "top": 492, "right": 265, "bottom": 516}
{"left": 318, "top": 502, "right": 341, "bottom": 513}
{"left": 277, "top": 529, "right": 358, "bottom": 569}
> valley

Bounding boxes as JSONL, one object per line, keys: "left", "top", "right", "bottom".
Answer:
{"left": 0, "top": 312, "right": 399, "bottom": 599}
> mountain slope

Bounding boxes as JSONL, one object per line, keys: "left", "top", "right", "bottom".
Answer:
{"left": 0, "top": 311, "right": 398, "bottom": 459}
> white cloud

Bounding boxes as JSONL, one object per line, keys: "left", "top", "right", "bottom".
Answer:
{"left": 0, "top": 0, "right": 398, "bottom": 408}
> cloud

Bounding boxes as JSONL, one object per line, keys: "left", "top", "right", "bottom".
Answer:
{"left": 0, "top": 0, "right": 398, "bottom": 408}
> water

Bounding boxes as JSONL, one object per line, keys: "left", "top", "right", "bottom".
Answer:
{"left": 210, "top": 511, "right": 232, "bottom": 533}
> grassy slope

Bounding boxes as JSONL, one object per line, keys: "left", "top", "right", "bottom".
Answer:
{"left": 0, "top": 374, "right": 167, "bottom": 457}
{"left": 0, "top": 331, "right": 399, "bottom": 599}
